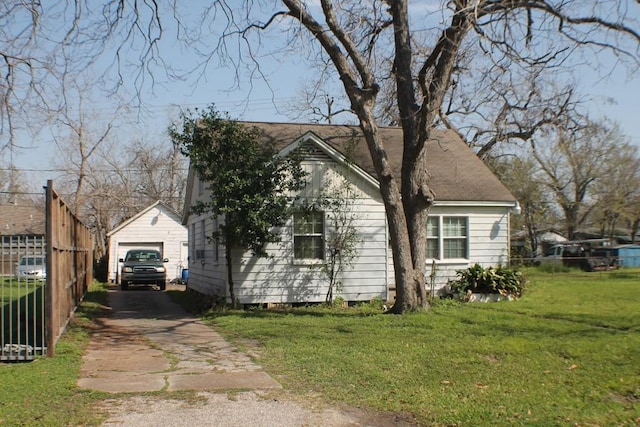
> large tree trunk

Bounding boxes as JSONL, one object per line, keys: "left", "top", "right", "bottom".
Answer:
{"left": 280, "top": 0, "right": 464, "bottom": 313}
{"left": 354, "top": 109, "right": 426, "bottom": 313}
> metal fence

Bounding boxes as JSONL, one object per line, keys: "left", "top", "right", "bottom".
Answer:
{"left": 0, "top": 181, "right": 94, "bottom": 361}
{"left": 0, "top": 236, "right": 47, "bottom": 361}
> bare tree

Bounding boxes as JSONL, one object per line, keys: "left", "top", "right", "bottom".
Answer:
{"left": 2, "top": 1, "right": 639, "bottom": 312}
{"left": 530, "top": 118, "right": 624, "bottom": 239}
{"left": 285, "top": 87, "right": 353, "bottom": 125}
{"left": 589, "top": 141, "right": 640, "bottom": 240}
{"left": 0, "top": 164, "right": 32, "bottom": 205}
{"left": 51, "top": 79, "right": 119, "bottom": 217}
{"left": 488, "top": 155, "right": 551, "bottom": 257}
{"left": 128, "top": 139, "right": 188, "bottom": 213}
{"left": 442, "top": 64, "right": 585, "bottom": 159}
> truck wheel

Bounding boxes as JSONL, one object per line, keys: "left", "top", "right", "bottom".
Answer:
{"left": 121, "top": 282, "right": 129, "bottom": 291}
{"left": 158, "top": 280, "right": 166, "bottom": 291}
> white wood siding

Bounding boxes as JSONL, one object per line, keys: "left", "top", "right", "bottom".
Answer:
{"left": 185, "top": 209, "right": 228, "bottom": 297}
{"left": 402, "top": 205, "right": 512, "bottom": 295}
{"left": 185, "top": 157, "right": 390, "bottom": 304}
{"left": 184, "top": 146, "right": 514, "bottom": 303}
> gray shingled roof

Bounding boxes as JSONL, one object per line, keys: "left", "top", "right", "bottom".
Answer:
{"left": 241, "top": 121, "right": 515, "bottom": 203}
{"left": 0, "top": 203, "right": 45, "bottom": 235}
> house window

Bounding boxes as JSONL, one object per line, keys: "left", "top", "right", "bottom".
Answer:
{"left": 197, "top": 176, "right": 204, "bottom": 196}
{"left": 194, "top": 219, "right": 206, "bottom": 260}
{"left": 426, "top": 217, "right": 439, "bottom": 259}
{"left": 427, "top": 216, "right": 468, "bottom": 260}
{"left": 293, "top": 210, "right": 324, "bottom": 260}
{"left": 190, "top": 223, "right": 196, "bottom": 260}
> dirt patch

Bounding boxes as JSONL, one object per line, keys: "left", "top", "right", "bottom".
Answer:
{"left": 97, "top": 391, "right": 420, "bottom": 427}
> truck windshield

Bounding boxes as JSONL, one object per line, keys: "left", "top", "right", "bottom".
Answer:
{"left": 126, "top": 251, "right": 160, "bottom": 262}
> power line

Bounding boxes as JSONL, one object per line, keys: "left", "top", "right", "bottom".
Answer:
{"left": 0, "top": 167, "right": 189, "bottom": 173}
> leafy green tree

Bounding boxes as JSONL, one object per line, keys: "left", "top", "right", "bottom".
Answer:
{"left": 170, "top": 106, "right": 307, "bottom": 307}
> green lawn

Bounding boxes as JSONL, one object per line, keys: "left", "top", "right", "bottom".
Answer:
{"left": 185, "top": 269, "right": 640, "bottom": 426}
{"left": 0, "top": 272, "right": 638, "bottom": 426}
{"left": 0, "top": 282, "right": 108, "bottom": 427}
{"left": 0, "top": 277, "right": 44, "bottom": 303}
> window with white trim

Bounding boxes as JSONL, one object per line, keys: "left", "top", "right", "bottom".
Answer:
{"left": 426, "top": 216, "right": 468, "bottom": 259}
{"left": 190, "top": 223, "right": 196, "bottom": 260}
{"left": 195, "top": 219, "right": 206, "bottom": 260}
{"left": 293, "top": 210, "right": 324, "bottom": 260}
{"left": 426, "top": 217, "right": 439, "bottom": 259}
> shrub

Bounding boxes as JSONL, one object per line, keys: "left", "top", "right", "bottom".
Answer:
{"left": 448, "top": 263, "right": 526, "bottom": 298}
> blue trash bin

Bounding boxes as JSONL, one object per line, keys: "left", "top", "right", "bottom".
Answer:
{"left": 181, "top": 268, "right": 189, "bottom": 284}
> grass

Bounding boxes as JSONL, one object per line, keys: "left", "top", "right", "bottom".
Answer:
{"left": 0, "top": 277, "right": 45, "bottom": 302}
{"left": 0, "top": 281, "right": 109, "bottom": 426}
{"left": 0, "top": 271, "right": 638, "bottom": 426}
{"left": 174, "top": 268, "right": 640, "bottom": 426}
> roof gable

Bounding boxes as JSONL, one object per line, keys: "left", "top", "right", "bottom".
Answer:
{"left": 242, "top": 121, "right": 516, "bottom": 203}
{"left": 108, "top": 200, "right": 182, "bottom": 236}
{"left": 279, "top": 131, "right": 380, "bottom": 190}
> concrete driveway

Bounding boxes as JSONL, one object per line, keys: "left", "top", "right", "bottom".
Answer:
{"left": 77, "top": 284, "right": 417, "bottom": 426}
{"left": 78, "top": 284, "right": 281, "bottom": 393}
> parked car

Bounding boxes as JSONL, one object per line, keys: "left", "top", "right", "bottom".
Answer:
{"left": 118, "top": 249, "right": 168, "bottom": 291}
{"left": 15, "top": 255, "right": 47, "bottom": 281}
{"left": 534, "top": 239, "right": 619, "bottom": 271}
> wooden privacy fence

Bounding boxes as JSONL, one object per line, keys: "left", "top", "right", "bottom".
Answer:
{"left": 46, "top": 180, "right": 94, "bottom": 357}
{"left": 1, "top": 182, "right": 93, "bottom": 361}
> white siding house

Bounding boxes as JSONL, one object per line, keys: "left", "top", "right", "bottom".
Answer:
{"left": 182, "top": 122, "right": 519, "bottom": 305}
{"left": 107, "top": 201, "right": 188, "bottom": 285}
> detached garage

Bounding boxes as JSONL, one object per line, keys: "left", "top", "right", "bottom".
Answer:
{"left": 107, "top": 201, "right": 188, "bottom": 285}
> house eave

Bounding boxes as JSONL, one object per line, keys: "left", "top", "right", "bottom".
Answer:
{"left": 432, "top": 200, "right": 519, "bottom": 209}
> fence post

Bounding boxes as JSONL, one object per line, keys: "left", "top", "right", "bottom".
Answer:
{"left": 45, "top": 180, "right": 55, "bottom": 357}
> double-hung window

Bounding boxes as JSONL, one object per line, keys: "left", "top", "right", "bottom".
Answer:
{"left": 426, "top": 216, "right": 468, "bottom": 260}
{"left": 293, "top": 210, "right": 324, "bottom": 261}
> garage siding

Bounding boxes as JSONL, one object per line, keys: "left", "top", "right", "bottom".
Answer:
{"left": 107, "top": 201, "right": 188, "bottom": 284}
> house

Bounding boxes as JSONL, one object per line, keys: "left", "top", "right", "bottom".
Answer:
{"left": 182, "top": 122, "right": 519, "bottom": 305}
{"left": 511, "top": 228, "right": 568, "bottom": 259}
{"left": 106, "top": 201, "right": 188, "bottom": 285}
{"left": 0, "top": 202, "right": 46, "bottom": 276}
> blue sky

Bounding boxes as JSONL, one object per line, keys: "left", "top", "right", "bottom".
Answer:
{"left": 8, "top": 1, "right": 640, "bottom": 188}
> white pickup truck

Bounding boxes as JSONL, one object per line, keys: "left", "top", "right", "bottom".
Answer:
{"left": 534, "top": 240, "right": 618, "bottom": 271}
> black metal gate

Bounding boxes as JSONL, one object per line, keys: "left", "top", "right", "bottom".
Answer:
{"left": 1, "top": 235, "right": 47, "bottom": 361}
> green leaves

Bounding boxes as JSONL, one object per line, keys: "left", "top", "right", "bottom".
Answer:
{"left": 448, "top": 263, "right": 526, "bottom": 298}
{"left": 170, "top": 104, "right": 307, "bottom": 256}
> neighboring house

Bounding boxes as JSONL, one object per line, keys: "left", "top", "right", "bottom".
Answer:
{"left": 0, "top": 203, "right": 46, "bottom": 276}
{"left": 107, "top": 201, "right": 188, "bottom": 284}
{"left": 182, "top": 122, "right": 519, "bottom": 305}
